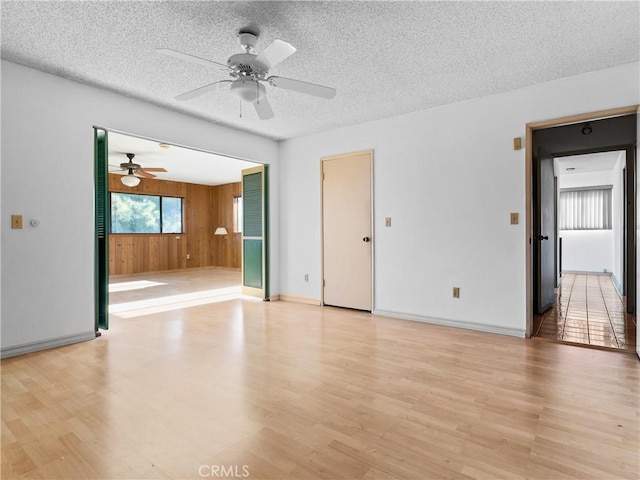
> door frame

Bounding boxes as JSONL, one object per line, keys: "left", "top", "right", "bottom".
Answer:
{"left": 525, "top": 104, "right": 639, "bottom": 337}
{"left": 320, "top": 150, "right": 375, "bottom": 310}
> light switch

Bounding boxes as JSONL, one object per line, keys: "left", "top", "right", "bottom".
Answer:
{"left": 510, "top": 212, "right": 519, "bottom": 225}
{"left": 513, "top": 137, "right": 522, "bottom": 150}
{"left": 11, "top": 215, "right": 23, "bottom": 229}
{"left": 385, "top": 217, "right": 392, "bottom": 227}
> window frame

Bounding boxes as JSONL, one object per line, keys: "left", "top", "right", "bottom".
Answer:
{"left": 109, "top": 192, "right": 184, "bottom": 234}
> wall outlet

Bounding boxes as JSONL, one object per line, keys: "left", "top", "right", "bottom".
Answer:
{"left": 385, "top": 217, "right": 392, "bottom": 227}
{"left": 186, "top": 253, "right": 191, "bottom": 260}
{"left": 510, "top": 212, "right": 519, "bottom": 225}
{"left": 304, "top": 274, "right": 309, "bottom": 282}
{"left": 452, "top": 287, "right": 460, "bottom": 298}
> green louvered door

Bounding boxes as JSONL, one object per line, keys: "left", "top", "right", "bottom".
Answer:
{"left": 94, "top": 128, "right": 109, "bottom": 330}
{"left": 242, "top": 165, "right": 269, "bottom": 299}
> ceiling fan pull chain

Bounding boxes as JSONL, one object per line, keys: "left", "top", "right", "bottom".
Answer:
{"left": 239, "top": 99, "right": 242, "bottom": 118}
{"left": 256, "top": 81, "right": 260, "bottom": 104}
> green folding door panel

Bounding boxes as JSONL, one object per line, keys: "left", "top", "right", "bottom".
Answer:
{"left": 94, "top": 128, "right": 109, "bottom": 330}
{"left": 242, "top": 166, "right": 269, "bottom": 298}
{"left": 243, "top": 239, "right": 263, "bottom": 288}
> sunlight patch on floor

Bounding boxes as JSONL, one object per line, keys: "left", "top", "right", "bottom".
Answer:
{"left": 109, "top": 286, "right": 255, "bottom": 318}
{"left": 109, "top": 280, "right": 167, "bottom": 292}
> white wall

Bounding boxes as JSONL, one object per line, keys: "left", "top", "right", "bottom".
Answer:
{"left": 1, "top": 60, "right": 279, "bottom": 355}
{"left": 558, "top": 170, "right": 616, "bottom": 276}
{"left": 279, "top": 62, "right": 640, "bottom": 337}
{"left": 612, "top": 152, "right": 625, "bottom": 291}
{"left": 560, "top": 230, "right": 613, "bottom": 273}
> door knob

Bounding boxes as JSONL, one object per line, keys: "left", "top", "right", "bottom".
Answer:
{"left": 538, "top": 235, "right": 549, "bottom": 241}
{"left": 362, "top": 237, "right": 370, "bottom": 242}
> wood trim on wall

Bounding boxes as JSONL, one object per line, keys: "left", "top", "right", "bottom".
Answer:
{"left": 108, "top": 174, "right": 241, "bottom": 275}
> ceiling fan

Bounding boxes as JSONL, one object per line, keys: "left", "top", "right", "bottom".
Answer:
{"left": 111, "top": 153, "right": 167, "bottom": 187}
{"left": 157, "top": 29, "right": 336, "bottom": 120}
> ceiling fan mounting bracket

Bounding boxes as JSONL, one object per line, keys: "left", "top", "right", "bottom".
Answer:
{"left": 120, "top": 152, "right": 141, "bottom": 170}
{"left": 237, "top": 31, "right": 259, "bottom": 53}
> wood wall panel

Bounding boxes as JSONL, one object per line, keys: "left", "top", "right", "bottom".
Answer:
{"left": 211, "top": 182, "right": 242, "bottom": 269}
{"left": 185, "top": 183, "right": 214, "bottom": 269}
{"left": 109, "top": 234, "right": 186, "bottom": 275}
{"left": 108, "top": 174, "right": 241, "bottom": 275}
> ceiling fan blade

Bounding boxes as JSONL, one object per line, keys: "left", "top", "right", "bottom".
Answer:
{"left": 157, "top": 48, "right": 230, "bottom": 71}
{"left": 268, "top": 76, "right": 336, "bottom": 99}
{"left": 139, "top": 167, "right": 167, "bottom": 173}
{"left": 254, "top": 40, "right": 296, "bottom": 70}
{"left": 175, "top": 80, "right": 232, "bottom": 101}
{"left": 136, "top": 170, "right": 156, "bottom": 179}
{"left": 253, "top": 96, "right": 274, "bottom": 120}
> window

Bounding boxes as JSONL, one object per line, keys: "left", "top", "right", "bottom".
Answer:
{"left": 233, "top": 196, "right": 243, "bottom": 233}
{"left": 110, "top": 193, "right": 183, "bottom": 233}
{"left": 161, "top": 196, "right": 183, "bottom": 233}
{"left": 559, "top": 186, "right": 612, "bottom": 230}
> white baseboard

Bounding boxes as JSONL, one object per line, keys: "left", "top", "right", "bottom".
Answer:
{"left": 372, "top": 310, "right": 526, "bottom": 338}
{"left": 1, "top": 331, "right": 96, "bottom": 359}
{"left": 611, "top": 274, "right": 623, "bottom": 295}
{"left": 279, "top": 294, "right": 322, "bottom": 306}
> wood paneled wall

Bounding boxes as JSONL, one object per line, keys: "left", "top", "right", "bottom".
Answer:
{"left": 109, "top": 174, "right": 241, "bottom": 275}
{"left": 211, "top": 182, "right": 242, "bottom": 269}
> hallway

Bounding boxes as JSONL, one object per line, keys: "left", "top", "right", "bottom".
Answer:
{"left": 533, "top": 273, "right": 637, "bottom": 351}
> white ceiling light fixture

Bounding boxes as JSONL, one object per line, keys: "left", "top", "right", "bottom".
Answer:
{"left": 121, "top": 173, "right": 141, "bottom": 187}
{"left": 230, "top": 77, "right": 266, "bottom": 103}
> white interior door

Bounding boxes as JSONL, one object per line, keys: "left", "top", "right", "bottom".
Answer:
{"left": 322, "top": 151, "right": 373, "bottom": 310}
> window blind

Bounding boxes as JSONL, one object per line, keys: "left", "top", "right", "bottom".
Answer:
{"left": 559, "top": 186, "right": 612, "bottom": 230}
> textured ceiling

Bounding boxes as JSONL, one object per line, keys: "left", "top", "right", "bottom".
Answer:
{"left": 2, "top": 1, "right": 639, "bottom": 141}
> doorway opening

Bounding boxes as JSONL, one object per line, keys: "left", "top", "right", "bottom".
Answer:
{"left": 527, "top": 108, "right": 638, "bottom": 351}
{"left": 94, "top": 128, "right": 268, "bottom": 329}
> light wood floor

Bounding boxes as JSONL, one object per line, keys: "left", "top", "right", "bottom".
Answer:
{"left": 2, "top": 269, "right": 639, "bottom": 479}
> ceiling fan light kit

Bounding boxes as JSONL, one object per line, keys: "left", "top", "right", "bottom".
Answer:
{"left": 121, "top": 174, "right": 141, "bottom": 187}
{"left": 230, "top": 77, "right": 266, "bottom": 103}
{"left": 158, "top": 29, "right": 336, "bottom": 120}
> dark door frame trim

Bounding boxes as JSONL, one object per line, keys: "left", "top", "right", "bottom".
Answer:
{"left": 525, "top": 104, "right": 639, "bottom": 338}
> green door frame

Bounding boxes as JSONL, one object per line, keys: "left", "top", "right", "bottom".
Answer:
{"left": 94, "top": 128, "right": 109, "bottom": 331}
